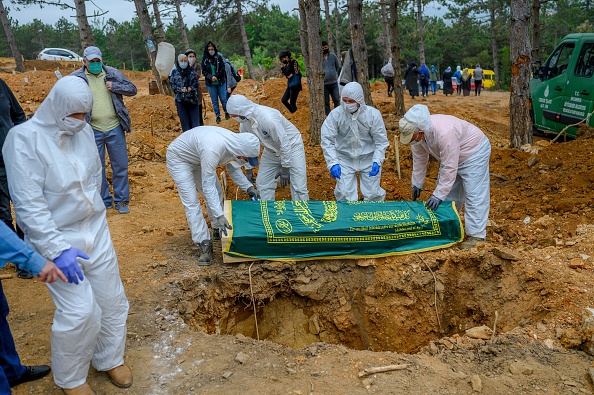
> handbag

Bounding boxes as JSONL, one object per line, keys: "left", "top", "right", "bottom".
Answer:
{"left": 180, "top": 90, "right": 198, "bottom": 106}
{"left": 288, "top": 73, "right": 301, "bottom": 88}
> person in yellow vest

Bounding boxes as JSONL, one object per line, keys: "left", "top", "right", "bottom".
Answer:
{"left": 71, "top": 46, "right": 137, "bottom": 214}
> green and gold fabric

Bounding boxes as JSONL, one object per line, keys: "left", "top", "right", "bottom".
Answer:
{"left": 223, "top": 200, "right": 463, "bottom": 261}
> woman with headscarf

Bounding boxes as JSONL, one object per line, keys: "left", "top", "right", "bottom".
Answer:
{"left": 184, "top": 49, "right": 204, "bottom": 126}
{"left": 453, "top": 65, "right": 462, "bottom": 96}
{"left": 279, "top": 50, "right": 303, "bottom": 114}
{"left": 429, "top": 65, "right": 438, "bottom": 95}
{"left": 170, "top": 53, "right": 200, "bottom": 132}
{"left": 404, "top": 62, "right": 419, "bottom": 99}
{"left": 461, "top": 67, "right": 472, "bottom": 96}
{"left": 442, "top": 67, "right": 454, "bottom": 96}
{"left": 419, "top": 63, "right": 430, "bottom": 97}
{"left": 201, "top": 41, "right": 229, "bottom": 124}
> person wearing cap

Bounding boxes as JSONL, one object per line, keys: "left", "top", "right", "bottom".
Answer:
{"left": 166, "top": 126, "right": 261, "bottom": 264}
{"left": 184, "top": 48, "right": 204, "bottom": 126}
{"left": 71, "top": 46, "right": 137, "bottom": 214}
{"left": 227, "top": 94, "right": 309, "bottom": 201}
{"left": 399, "top": 104, "right": 491, "bottom": 249}
{"left": 320, "top": 82, "right": 389, "bottom": 201}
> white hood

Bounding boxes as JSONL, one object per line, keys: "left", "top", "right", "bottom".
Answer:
{"left": 402, "top": 104, "right": 432, "bottom": 134}
{"left": 341, "top": 82, "right": 367, "bottom": 110}
{"left": 227, "top": 94, "right": 256, "bottom": 119}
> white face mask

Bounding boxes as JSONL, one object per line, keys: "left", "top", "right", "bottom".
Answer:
{"left": 341, "top": 101, "right": 359, "bottom": 114}
{"left": 233, "top": 116, "right": 250, "bottom": 123}
{"left": 179, "top": 61, "right": 188, "bottom": 69}
{"left": 188, "top": 56, "right": 196, "bottom": 65}
{"left": 60, "top": 117, "right": 87, "bottom": 135}
{"left": 209, "top": 50, "right": 215, "bottom": 56}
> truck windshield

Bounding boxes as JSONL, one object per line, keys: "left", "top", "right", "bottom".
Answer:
{"left": 543, "top": 43, "right": 575, "bottom": 80}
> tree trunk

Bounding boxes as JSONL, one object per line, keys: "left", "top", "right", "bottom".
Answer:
{"left": 133, "top": 0, "right": 164, "bottom": 94}
{"left": 333, "top": 0, "right": 341, "bottom": 58}
{"left": 0, "top": 1, "right": 25, "bottom": 72}
{"left": 174, "top": 0, "right": 190, "bottom": 50}
{"left": 323, "top": 0, "right": 333, "bottom": 52}
{"left": 152, "top": 0, "right": 166, "bottom": 43}
{"left": 236, "top": 0, "right": 255, "bottom": 79}
{"left": 347, "top": 0, "right": 372, "bottom": 105}
{"left": 299, "top": 0, "right": 325, "bottom": 145}
{"left": 489, "top": 0, "right": 500, "bottom": 89}
{"left": 74, "top": 0, "right": 95, "bottom": 48}
{"left": 531, "top": 0, "right": 541, "bottom": 63}
{"left": 381, "top": 1, "right": 392, "bottom": 61}
{"left": 509, "top": 0, "right": 532, "bottom": 148}
{"left": 389, "top": 0, "right": 405, "bottom": 116}
{"left": 416, "top": 0, "right": 425, "bottom": 65}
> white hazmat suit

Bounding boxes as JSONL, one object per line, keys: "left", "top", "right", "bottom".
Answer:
{"left": 400, "top": 104, "right": 491, "bottom": 238}
{"left": 166, "top": 126, "right": 260, "bottom": 244}
{"left": 321, "top": 82, "right": 389, "bottom": 201}
{"left": 226, "top": 95, "right": 309, "bottom": 201}
{"left": 2, "top": 76, "right": 129, "bottom": 389}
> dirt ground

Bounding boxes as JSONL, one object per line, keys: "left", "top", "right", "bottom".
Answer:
{"left": 1, "top": 60, "right": 594, "bottom": 394}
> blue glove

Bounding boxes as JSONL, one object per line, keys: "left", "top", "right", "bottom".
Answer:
{"left": 276, "top": 167, "right": 291, "bottom": 188}
{"left": 412, "top": 186, "right": 421, "bottom": 201}
{"left": 369, "top": 162, "right": 380, "bottom": 177}
{"left": 425, "top": 195, "right": 442, "bottom": 211}
{"left": 330, "top": 164, "right": 341, "bottom": 180}
{"left": 248, "top": 157, "right": 259, "bottom": 167}
{"left": 54, "top": 248, "right": 89, "bottom": 285}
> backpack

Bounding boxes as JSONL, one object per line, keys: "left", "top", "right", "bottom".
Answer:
{"left": 232, "top": 68, "right": 241, "bottom": 82}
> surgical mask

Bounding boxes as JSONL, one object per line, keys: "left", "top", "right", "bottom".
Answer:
{"left": 209, "top": 50, "right": 215, "bottom": 56}
{"left": 88, "top": 61, "right": 102, "bottom": 74}
{"left": 188, "top": 56, "right": 196, "bottom": 65}
{"left": 233, "top": 116, "right": 250, "bottom": 123}
{"left": 179, "top": 61, "right": 188, "bottom": 69}
{"left": 61, "top": 117, "right": 87, "bottom": 134}
{"left": 341, "top": 101, "right": 359, "bottom": 114}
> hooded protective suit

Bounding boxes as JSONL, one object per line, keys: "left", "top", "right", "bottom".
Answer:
{"left": 166, "top": 126, "right": 260, "bottom": 244}
{"left": 402, "top": 104, "right": 491, "bottom": 238}
{"left": 2, "top": 76, "right": 129, "bottom": 389}
{"left": 321, "top": 82, "right": 389, "bottom": 201}
{"left": 227, "top": 95, "right": 309, "bottom": 201}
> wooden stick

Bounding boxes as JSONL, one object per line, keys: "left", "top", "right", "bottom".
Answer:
{"left": 358, "top": 364, "right": 409, "bottom": 378}
{"left": 0, "top": 274, "right": 14, "bottom": 280}
{"left": 394, "top": 135, "right": 401, "bottom": 179}
{"left": 490, "top": 311, "right": 499, "bottom": 343}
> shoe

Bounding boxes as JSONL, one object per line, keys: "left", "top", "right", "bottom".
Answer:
{"left": 105, "top": 200, "right": 114, "bottom": 209}
{"left": 115, "top": 202, "right": 130, "bottom": 214}
{"left": 460, "top": 236, "right": 486, "bottom": 249}
{"left": 9, "top": 365, "right": 51, "bottom": 387}
{"left": 62, "top": 382, "right": 95, "bottom": 395}
{"left": 16, "top": 267, "right": 34, "bottom": 279}
{"left": 212, "top": 228, "right": 221, "bottom": 241}
{"left": 198, "top": 240, "right": 213, "bottom": 265}
{"left": 225, "top": 113, "right": 230, "bottom": 120}
{"left": 216, "top": 116, "right": 221, "bottom": 124}
{"left": 106, "top": 364, "right": 132, "bottom": 388}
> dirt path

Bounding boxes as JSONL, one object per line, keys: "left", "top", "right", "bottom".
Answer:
{"left": 1, "top": 64, "right": 593, "bottom": 394}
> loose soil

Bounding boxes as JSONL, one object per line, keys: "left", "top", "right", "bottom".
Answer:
{"left": 1, "top": 60, "right": 593, "bottom": 394}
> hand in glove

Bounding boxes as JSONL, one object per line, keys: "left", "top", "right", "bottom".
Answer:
{"left": 276, "top": 167, "right": 290, "bottom": 188}
{"left": 247, "top": 186, "right": 260, "bottom": 201}
{"left": 246, "top": 168, "right": 255, "bottom": 184}
{"left": 425, "top": 195, "right": 442, "bottom": 211}
{"left": 412, "top": 186, "right": 422, "bottom": 201}
{"left": 54, "top": 247, "right": 89, "bottom": 285}
{"left": 369, "top": 162, "right": 380, "bottom": 177}
{"left": 248, "top": 157, "right": 259, "bottom": 167}
{"left": 330, "top": 164, "right": 341, "bottom": 180}
{"left": 216, "top": 215, "right": 233, "bottom": 236}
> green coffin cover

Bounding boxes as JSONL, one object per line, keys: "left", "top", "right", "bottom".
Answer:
{"left": 224, "top": 200, "right": 464, "bottom": 260}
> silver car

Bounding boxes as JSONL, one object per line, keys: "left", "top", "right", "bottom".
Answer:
{"left": 38, "top": 48, "right": 82, "bottom": 62}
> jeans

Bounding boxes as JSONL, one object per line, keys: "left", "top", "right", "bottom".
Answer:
{"left": 324, "top": 82, "right": 340, "bottom": 115}
{"left": 205, "top": 83, "right": 228, "bottom": 118}
{"left": 475, "top": 80, "right": 482, "bottom": 96}
{"left": 281, "top": 85, "right": 301, "bottom": 113}
{"left": 430, "top": 81, "right": 437, "bottom": 94}
{"left": 421, "top": 81, "right": 429, "bottom": 96}
{"left": 385, "top": 77, "right": 394, "bottom": 96}
{"left": 0, "top": 281, "right": 26, "bottom": 393}
{"left": 175, "top": 100, "right": 202, "bottom": 132}
{"left": 94, "top": 125, "right": 130, "bottom": 206}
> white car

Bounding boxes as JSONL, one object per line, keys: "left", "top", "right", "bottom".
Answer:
{"left": 38, "top": 48, "right": 82, "bottom": 62}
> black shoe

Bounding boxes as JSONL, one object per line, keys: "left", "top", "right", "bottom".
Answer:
{"left": 225, "top": 113, "right": 230, "bottom": 120}
{"left": 212, "top": 228, "right": 221, "bottom": 241}
{"left": 16, "top": 267, "right": 34, "bottom": 279}
{"left": 216, "top": 116, "right": 221, "bottom": 124}
{"left": 9, "top": 365, "right": 51, "bottom": 387}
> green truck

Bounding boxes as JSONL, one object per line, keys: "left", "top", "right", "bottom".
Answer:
{"left": 530, "top": 33, "right": 594, "bottom": 137}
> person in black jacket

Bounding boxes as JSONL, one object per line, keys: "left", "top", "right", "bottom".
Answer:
{"left": 279, "top": 50, "right": 302, "bottom": 114}
{"left": 201, "top": 41, "right": 229, "bottom": 124}
{"left": 170, "top": 53, "right": 200, "bottom": 132}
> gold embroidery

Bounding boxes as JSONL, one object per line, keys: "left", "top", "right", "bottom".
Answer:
{"left": 352, "top": 210, "right": 410, "bottom": 222}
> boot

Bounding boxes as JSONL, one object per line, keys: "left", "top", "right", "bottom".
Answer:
{"left": 62, "top": 383, "right": 95, "bottom": 395}
{"left": 460, "top": 236, "right": 486, "bottom": 249}
{"left": 199, "top": 240, "right": 213, "bottom": 265}
{"left": 106, "top": 365, "right": 132, "bottom": 388}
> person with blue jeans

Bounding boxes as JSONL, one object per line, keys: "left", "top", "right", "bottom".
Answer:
{"left": 0, "top": 221, "right": 68, "bottom": 393}
{"left": 201, "top": 41, "right": 229, "bottom": 124}
{"left": 71, "top": 46, "right": 137, "bottom": 214}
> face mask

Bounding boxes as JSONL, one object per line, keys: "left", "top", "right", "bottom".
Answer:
{"left": 61, "top": 117, "right": 87, "bottom": 134}
{"left": 88, "top": 61, "right": 102, "bottom": 74}
{"left": 233, "top": 116, "right": 250, "bottom": 123}
{"left": 188, "top": 56, "right": 196, "bottom": 65}
{"left": 323, "top": 49, "right": 329, "bottom": 54}
{"left": 209, "top": 50, "right": 215, "bottom": 56}
{"left": 179, "top": 61, "right": 188, "bottom": 69}
{"left": 341, "top": 101, "right": 359, "bottom": 114}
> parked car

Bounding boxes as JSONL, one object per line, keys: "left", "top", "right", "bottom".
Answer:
{"left": 38, "top": 48, "right": 82, "bottom": 62}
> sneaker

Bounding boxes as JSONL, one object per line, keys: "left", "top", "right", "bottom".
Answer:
{"left": 460, "top": 236, "right": 485, "bottom": 249}
{"left": 212, "top": 228, "right": 221, "bottom": 241}
{"left": 198, "top": 240, "right": 213, "bottom": 265}
{"left": 115, "top": 202, "right": 130, "bottom": 214}
{"left": 225, "top": 113, "right": 230, "bottom": 120}
{"left": 216, "top": 116, "right": 221, "bottom": 124}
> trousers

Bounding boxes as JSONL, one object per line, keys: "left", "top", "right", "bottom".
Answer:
{"left": 175, "top": 100, "right": 202, "bottom": 132}
{"left": 0, "top": 281, "right": 26, "bottom": 394}
{"left": 205, "top": 83, "right": 228, "bottom": 118}
{"left": 94, "top": 125, "right": 130, "bottom": 206}
{"left": 334, "top": 153, "right": 385, "bottom": 201}
{"left": 256, "top": 145, "right": 309, "bottom": 201}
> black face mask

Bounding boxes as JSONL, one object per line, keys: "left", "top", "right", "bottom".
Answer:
{"left": 323, "top": 49, "right": 329, "bottom": 54}
{"left": 282, "top": 60, "right": 288, "bottom": 64}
